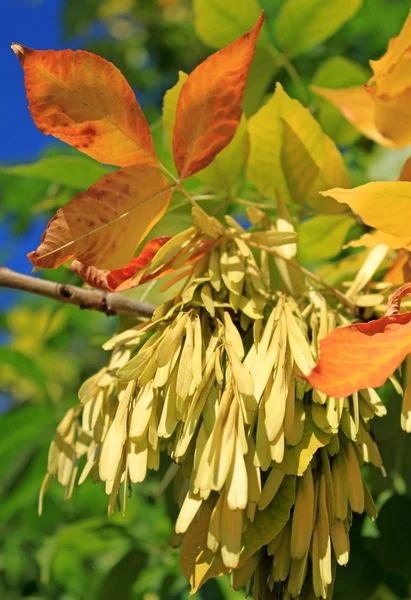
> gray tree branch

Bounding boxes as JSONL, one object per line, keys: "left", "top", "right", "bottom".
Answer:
{"left": 0, "top": 267, "right": 156, "bottom": 318}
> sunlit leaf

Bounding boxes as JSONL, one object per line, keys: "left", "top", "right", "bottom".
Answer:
{"left": 322, "top": 182, "right": 411, "bottom": 238}
{"left": 28, "top": 166, "right": 174, "bottom": 270}
{"left": 193, "top": 0, "right": 268, "bottom": 48}
{"left": 172, "top": 13, "right": 263, "bottom": 179}
{"left": 247, "top": 83, "right": 349, "bottom": 213}
{"left": 307, "top": 312, "right": 411, "bottom": 397}
{"left": 275, "top": 0, "right": 363, "bottom": 58}
{"left": 12, "top": 45, "right": 158, "bottom": 167}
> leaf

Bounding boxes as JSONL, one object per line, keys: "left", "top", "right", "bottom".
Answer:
{"left": 97, "top": 548, "right": 147, "bottom": 600}
{"left": 311, "top": 85, "right": 399, "bottom": 148}
{"left": 71, "top": 236, "right": 172, "bottom": 290}
{"left": 242, "top": 47, "right": 277, "bottom": 117}
{"left": 162, "top": 71, "right": 188, "bottom": 148}
{"left": 311, "top": 57, "right": 370, "bottom": 146}
{"left": 28, "top": 165, "right": 174, "bottom": 270}
{"left": 193, "top": 0, "right": 268, "bottom": 48}
{"left": 1, "top": 155, "right": 109, "bottom": 191}
{"left": 348, "top": 230, "right": 411, "bottom": 251}
{"left": 172, "top": 13, "right": 264, "bottom": 179}
{"left": 278, "top": 412, "right": 330, "bottom": 476}
{"left": 12, "top": 44, "right": 158, "bottom": 167}
{"left": 298, "top": 214, "right": 355, "bottom": 263}
{"left": 0, "top": 348, "right": 48, "bottom": 397}
{"left": 163, "top": 73, "right": 248, "bottom": 191}
{"left": 321, "top": 182, "right": 411, "bottom": 238}
{"left": 239, "top": 476, "right": 296, "bottom": 563}
{"left": 274, "top": 0, "right": 363, "bottom": 58}
{"left": 306, "top": 312, "right": 411, "bottom": 397}
{"left": 180, "top": 501, "right": 229, "bottom": 593}
{"left": 247, "top": 83, "right": 349, "bottom": 213}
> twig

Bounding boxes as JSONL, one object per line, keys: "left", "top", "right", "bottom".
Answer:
{"left": 0, "top": 267, "right": 156, "bottom": 318}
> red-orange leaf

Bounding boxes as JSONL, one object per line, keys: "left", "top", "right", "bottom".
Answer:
{"left": 28, "top": 166, "right": 174, "bottom": 270}
{"left": 172, "top": 12, "right": 264, "bottom": 179}
{"left": 12, "top": 44, "right": 158, "bottom": 168}
{"left": 306, "top": 312, "right": 411, "bottom": 397}
{"left": 71, "top": 236, "right": 172, "bottom": 291}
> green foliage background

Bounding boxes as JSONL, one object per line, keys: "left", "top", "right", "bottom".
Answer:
{"left": 1, "top": 0, "right": 411, "bottom": 598}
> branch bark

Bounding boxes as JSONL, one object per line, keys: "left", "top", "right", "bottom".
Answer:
{"left": 0, "top": 267, "right": 156, "bottom": 318}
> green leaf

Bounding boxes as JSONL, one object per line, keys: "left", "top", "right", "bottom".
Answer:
{"left": 193, "top": 0, "right": 269, "bottom": 49}
{"left": 97, "top": 547, "right": 148, "bottom": 600}
{"left": 242, "top": 47, "right": 277, "bottom": 117}
{"left": 278, "top": 410, "right": 330, "bottom": 476}
{"left": 0, "top": 348, "right": 49, "bottom": 397}
{"left": 247, "top": 83, "right": 349, "bottom": 213}
{"left": 239, "top": 475, "right": 296, "bottom": 563}
{"left": 1, "top": 155, "right": 109, "bottom": 191}
{"left": 312, "top": 57, "right": 370, "bottom": 146}
{"left": 298, "top": 214, "right": 356, "bottom": 263}
{"left": 275, "top": 0, "right": 363, "bottom": 58}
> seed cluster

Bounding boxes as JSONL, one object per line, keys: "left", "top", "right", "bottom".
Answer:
{"left": 41, "top": 210, "right": 391, "bottom": 599}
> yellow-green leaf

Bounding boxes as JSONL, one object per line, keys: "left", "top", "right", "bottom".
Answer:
{"left": 247, "top": 83, "right": 349, "bottom": 213}
{"left": 298, "top": 214, "right": 355, "bottom": 263}
{"left": 193, "top": 0, "right": 268, "bottom": 49}
{"left": 322, "top": 182, "right": 411, "bottom": 238}
{"left": 275, "top": 0, "right": 363, "bottom": 58}
{"left": 162, "top": 71, "right": 188, "bottom": 147}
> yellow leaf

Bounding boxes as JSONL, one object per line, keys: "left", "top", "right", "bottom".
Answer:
{"left": 348, "top": 229, "right": 411, "bottom": 250}
{"left": 321, "top": 182, "right": 411, "bottom": 238}
{"left": 311, "top": 11, "right": 411, "bottom": 149}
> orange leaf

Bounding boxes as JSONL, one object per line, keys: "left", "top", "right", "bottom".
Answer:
{"left": 306, "top": 312, "right": 411, "bottom": 397}
{"left": 172, "top": 12, "right": 263, "bottom": 179}
{"left": 12, "top": 44, "right": 158, "bottom": 168}
{"left": 28, "top": 166, "right": 174, "bottom": 270}
{"left": 71, "top": 236, "right": 172, "bottom": 291}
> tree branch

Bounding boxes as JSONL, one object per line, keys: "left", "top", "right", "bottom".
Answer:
{"left": 0, "top": 267, "right": 156, "bottom": 318}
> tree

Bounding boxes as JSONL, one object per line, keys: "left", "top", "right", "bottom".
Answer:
{"left": 2, "top": 1, "right": 411, "bottom": 599}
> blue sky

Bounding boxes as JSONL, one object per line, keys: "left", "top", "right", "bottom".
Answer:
{"left": 1, "top": 0, "right": 69, "bottom": 164}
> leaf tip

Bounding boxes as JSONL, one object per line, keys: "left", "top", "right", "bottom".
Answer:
{"left": 11, "top": 43, "right": 27, "bottom": 64}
